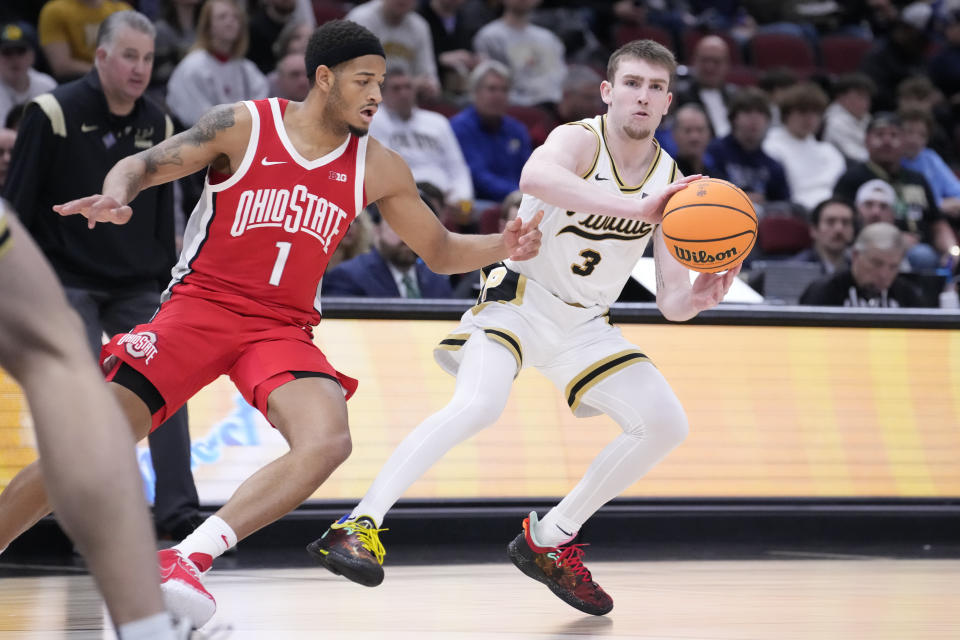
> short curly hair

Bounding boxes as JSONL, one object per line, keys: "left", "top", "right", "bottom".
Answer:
{"left": 305, "top": 20, "right": 385, "bottom": 84}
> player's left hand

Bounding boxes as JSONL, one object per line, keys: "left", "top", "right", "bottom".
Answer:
{"left": 504, "top": 209, "right": 543, "bottom": 261}
{"left": 690, "top": 264, "right": 741, "bottom": 310}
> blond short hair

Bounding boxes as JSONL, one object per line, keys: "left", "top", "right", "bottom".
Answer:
{"left": 607, "top": 39, "right": 676, "bottom": 86}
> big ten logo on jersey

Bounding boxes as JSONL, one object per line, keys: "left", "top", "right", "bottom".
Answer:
{"left": 329, "top": 170, "right": 348, "bottom": 182}
{"left": 230, "top": 186, "right": 351, "bottom": 254}
{"left": 479, "top": 265, "right": 508, "bottom": 303}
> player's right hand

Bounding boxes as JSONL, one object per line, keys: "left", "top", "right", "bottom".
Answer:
{"left": 637, "top": 174, "right": 704, "bottom": 224}
{"left": 504, "top": 209, "right": 543, "bottom": 261}
{"left": 54, "top": 195, "right": 132, "bottom": 229}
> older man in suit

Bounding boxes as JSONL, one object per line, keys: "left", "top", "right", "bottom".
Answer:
{"left": 672, "top": 35, "right": 737, "bottom": 138}
{"left": 322, "top": 203, "right": 453, "bottom": 298}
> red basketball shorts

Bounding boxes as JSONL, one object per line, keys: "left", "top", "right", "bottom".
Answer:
{"left": 100, "top": 293, "right": 357, "bottom": 432}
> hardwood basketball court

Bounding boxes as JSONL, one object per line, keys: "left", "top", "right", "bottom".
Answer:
{"left": 1, "top": 557, "right": 957, "bottom": 639}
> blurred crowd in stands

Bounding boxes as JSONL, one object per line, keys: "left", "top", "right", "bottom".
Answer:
{"left": 2, "top": 0, "right": 960, "bottom": 308}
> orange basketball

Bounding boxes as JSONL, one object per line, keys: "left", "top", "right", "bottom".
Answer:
{"left": 661, "top": 178, "right": 758, "bottom": 273}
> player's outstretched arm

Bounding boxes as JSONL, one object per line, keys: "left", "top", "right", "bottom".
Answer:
{"left": 368, "top": 141, "right": 542, "bottom": 274}
{"left": 519, "top": 125, "right": 701, "bottom": 223}
{"left": 653, "top": 226, "right": 741, "bottom": 322}
{"left": 53, "top": 103, "right": 252, "bottom": 228}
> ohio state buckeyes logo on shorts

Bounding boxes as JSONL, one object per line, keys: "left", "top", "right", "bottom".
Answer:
{"left": 117, "top": 331, "right": 159, "bottom": 364}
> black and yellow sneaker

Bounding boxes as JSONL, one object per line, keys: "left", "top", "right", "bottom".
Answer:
{"left": 507, "top": 512, "right": 613, "bottom": 616}
{"left": 306, "top": 515, "right": 387, "bottom": 587}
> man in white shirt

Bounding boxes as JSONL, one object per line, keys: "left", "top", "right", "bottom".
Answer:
{"left": 472, "top": 0, "right": 565, "bottom": 107}
{"left": 763, "top": 82, "right": 847, "bottom": 212}
{"left": 346, "top": 0, "right": 440, "bottom": 97}
{"left": 0, "top": 23, "right": 57, "bottom": 127}
{"left": 369, "top": 61, "right": 473, "bottom": 209}
{"left": 822, "top": 73, "right": 874, "bottom": 163}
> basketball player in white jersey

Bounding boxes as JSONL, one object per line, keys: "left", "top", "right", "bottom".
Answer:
{"left": 309, "top": 39, "right": 741, "bottom": 615}
{"left": 0, "top": 202, "right": 186, "bottom": 639}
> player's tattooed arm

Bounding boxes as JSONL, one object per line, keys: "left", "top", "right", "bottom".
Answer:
{"left": 105, "top": 103, "right": 249, "bottom": 204}
{"left": 183, "top": 103, "right": 237, "bottom": 145}
{"left": 141, "top": 104, "right": 239, "bottom": 179}
{"left": 54, "top": 103, "right": 248, "bottom": 227}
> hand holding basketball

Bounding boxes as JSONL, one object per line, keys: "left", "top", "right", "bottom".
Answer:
{"left": 661, "top": 178, "right": 758, "bottom": 273}
{"left": 54, "top": 194, "right": 133, "bottom": 229}
{"left": 633, "top": 174, "right": 704, "bottom": 224}
{"left": 690, "top": 263, "right": 742, "bottom": 311}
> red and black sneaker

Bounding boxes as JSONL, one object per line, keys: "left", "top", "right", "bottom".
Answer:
{"left": 507, "top": 512, "right": 613, "bottom": 616}
{"left": 306, "top": 515, "right": 387, "bottom": 587}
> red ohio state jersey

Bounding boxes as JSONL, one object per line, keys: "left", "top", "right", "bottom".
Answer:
{"left": 165, "top": 98, "right": 366, "bottom": 326}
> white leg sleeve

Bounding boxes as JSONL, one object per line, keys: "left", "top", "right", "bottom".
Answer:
{"left": 536, "top": 363, "right": 688, "bottom": 546}
{"left": 352, "top": 333, "right": 517, "bottom": 526}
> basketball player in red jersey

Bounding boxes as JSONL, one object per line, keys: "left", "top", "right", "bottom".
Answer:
{"left": 0, "top": 20, "right": 542, "bottom": 628}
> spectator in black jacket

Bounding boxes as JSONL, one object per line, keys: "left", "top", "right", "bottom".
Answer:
{"left": 1, "top": 11, "right": 200, "bottom": 541}
{"left": 799, "top": 222, "right": 926, "bottom": 308}
{"left": 418, "top": 0, "right": 478, "bottom": 96}
{"left": 859, "top": 2, "right": 931, "bottom": 112}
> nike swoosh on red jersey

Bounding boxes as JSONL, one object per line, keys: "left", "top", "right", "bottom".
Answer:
{"left": 261, "top": 158, "right": 286, "bottom": 166}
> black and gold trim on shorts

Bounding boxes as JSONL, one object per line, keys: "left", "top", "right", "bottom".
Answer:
{"left": 482, "top": 327, "right": 523, "bottom": 370}
{"left": 471, "top": 262, "right": 527, "bottom": 314}
{"left": 567, "top": 121, "right": 601, "bottom": 178}
{"left": 599, "top": 115, "right": 662, "bottom": 193}
{"left": 565, "top": 349, "right": 651, "bottom": 412}
{"left": 437, "top": 332, "right": 471, "bottom": 353}
{"left": 0, "top": 213, "right": 11, "bottom": 260}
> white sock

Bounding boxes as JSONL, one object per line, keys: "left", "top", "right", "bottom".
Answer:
{"left": 116, "top": 612, "right": 177, "bottom": 640}
{"left": 173, "top": 515, "right": 237, "bottom": 573}
{"left": 534, "top": 510, "right": 580, "bottom": 548}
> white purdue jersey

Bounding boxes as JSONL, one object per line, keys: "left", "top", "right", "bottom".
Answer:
{"left": 506, "top": 114, "right": 678, "bottom": 310}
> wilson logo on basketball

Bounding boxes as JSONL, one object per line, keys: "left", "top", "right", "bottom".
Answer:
{"left": 673, "top": 246, "right": 739, "bottom": 264}
{"left": 118, "top": 331, "right": 158, "bottom": 364}
{"left": 661, "top": 177, "right": 757, "bottom": 273}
